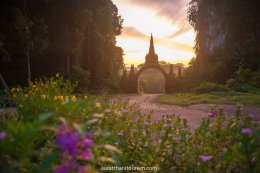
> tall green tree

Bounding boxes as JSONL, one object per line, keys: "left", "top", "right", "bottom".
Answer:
{"left": 0, "top": 0, "right": 48, "bottom": 86}
{"left": 187, "top": 0, "right": 260, "bottom": 83}
{"left": 0, "top": 0, "right": 124, "bottom": 91}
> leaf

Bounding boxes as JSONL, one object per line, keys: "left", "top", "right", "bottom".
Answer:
{"left": 38, "top": 112, "right": 55, "bottom": 121}
{"left": 86, "top": 118, "right": 99, "bottom": 125}
{"left": 75, "top": 99, "right": 96, "bottom": 114}
{"left": 101, "top": 144, "right": 122, "bottom": 154}
{"left": 97, "top": 157, "right": 115, "bottom": 164}
{"left": 36, "top": 150, "right": 58, "bottom": 173}
{"left": 109, "top": 151, "right": 122, "bottom": 169}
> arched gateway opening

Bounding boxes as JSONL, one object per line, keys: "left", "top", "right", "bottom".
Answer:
{"left": 137, "top": 67, "right": 167, "bottom": 94}
{"left": 120, "top": 34, "right": 179, "bottom": 93}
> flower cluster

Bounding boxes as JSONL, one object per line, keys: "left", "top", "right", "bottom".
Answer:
{"left": 242, "top": 128, "right": 253, "bottom": 134}
{"left": 118, "top": 131, "right": 124, "bottom": 136}
{"left": 55, "top": 123, "right": 93, "bottom": 173}
{"left": 10, "top": 87, "right": 21, "bottom": 98}
{"left": 11, "top": 87, "right": 20, "bottom": 93}
{"left": 54, "top": 95, "right": 77, "bottom": 102}
{"left": 199, "top": 155, "right": 213, "bottom": 162}
{"left": 144, "top": 121, "right": 151, "bottom": 125}
{"left": 208, "top": 111, "right": 217, "bottom": 118}
{"left": 122, "top": 109, "right": 128, "bottom": 113}
{"left": 0, "top": 131, "right": 7, "bottom": 140}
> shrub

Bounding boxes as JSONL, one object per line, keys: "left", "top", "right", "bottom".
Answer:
{"left": 9, "top": 75, "right": 78, "bottom": 121}
{"left": 192, "top": 82, "right": 229, "bottom": 93}
{"left": 235, "top": 67, "right": 253, "bottom": 84}
{"left": 70, "top": 66, "right": 90, "bottom": 93}
{"left": 161, "top": 105, "right": 260, "bottom": 172}
{"left": 0, "top": 90, "right": 15, "bottom": 108}
{"left": 226, "top": 78, "right": 239, "bottom": 89}
{"left": 226, "top": 67, "right": 260, "bottom": 91}
{"left": 225, "top": 78, "right": 251, "bottom": 92}
{"left": 249, "top": 72, "right": 260, "bottom": 88}
{"left": 0, "top": 77, "right": 121, "bottom": 172}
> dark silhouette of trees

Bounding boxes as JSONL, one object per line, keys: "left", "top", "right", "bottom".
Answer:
{"left": 187, "top": 0, "right": 260, "bottom": 84}
{"left": 0, "top": 0, "right": 48, "bottom": 86}
{"left": 0, "top": 0, "right": 123, "bottom": 91}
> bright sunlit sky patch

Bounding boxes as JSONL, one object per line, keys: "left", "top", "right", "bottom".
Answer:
{"left": 113, "top": 0, "right": 195, "bottom": 66}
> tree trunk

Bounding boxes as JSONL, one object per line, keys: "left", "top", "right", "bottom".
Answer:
{"left": 87, "top": 25, "right": 91, "bottom": 71}
{"left": 26, "top": 50, "right": 31, "bottom": 85}
{"left": 0, "top": 73, "right": 9, "bottom": 90}
{"left": 67, "top": 54, "right": 70, "bottom": 75}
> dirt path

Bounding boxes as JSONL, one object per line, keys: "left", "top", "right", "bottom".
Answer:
{"left": 126, "top": 94, "right": 260, "bottom": 129}
{"left": 1, "top": 94, "right": 259, "bottom": 129}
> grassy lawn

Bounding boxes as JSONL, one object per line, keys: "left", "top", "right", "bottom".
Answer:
{"left": 156, "top": 91, "right": 260, "bottom": 106}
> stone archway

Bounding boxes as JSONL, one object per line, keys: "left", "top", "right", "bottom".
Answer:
{"left": 120, "top": 34, "right": 179, "bottom": 93}
{"left": 136, "top": 65, "right": 167, "bottom": 93}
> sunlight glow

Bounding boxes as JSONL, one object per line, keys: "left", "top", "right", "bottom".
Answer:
{"left": 122, "top": 6, "right": 177, "bottom": 38}
{"left": 113, "top": 0, "right": 195, "bottom": 66}
{"left": 171, "top": 31, "right": 195, "bottom": 47}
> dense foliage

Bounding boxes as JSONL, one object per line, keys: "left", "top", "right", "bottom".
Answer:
{"left": 226, "top": 67, "right": 260, "bottom": 91}
{"left": 191, "top": 82, "right": 228, "bottom": 93}
{"left": 186, "top": 0, "right": 260, "bottom": 84}
{"left": 0, "top": 76, "right": 259, "bottom": 172}
{"left": 0, "top": 0, "right": 123, "bottom": 91}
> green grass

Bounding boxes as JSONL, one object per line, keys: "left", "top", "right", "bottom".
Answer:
{"left": 156, "top": 91, "right": 260, "bottom": 106}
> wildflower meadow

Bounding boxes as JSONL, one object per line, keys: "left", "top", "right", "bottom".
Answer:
{"left": 0, "top": 75, "right": 259, "bottom": 173}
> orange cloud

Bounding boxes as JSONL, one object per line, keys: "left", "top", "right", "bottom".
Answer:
{"left": 113, "top": 0, "right": 195, "bottom": 65}
{"left": 124, "top": 0, "right": 192, "bottom": 38}
{"left": 121, "top": 26, "right": 193, "bottom": 52}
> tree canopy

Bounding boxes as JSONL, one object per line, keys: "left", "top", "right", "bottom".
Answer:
{"left": 187, "top": 0, "right": 260, "bottom": 83}
{"left": 0, "top": 0, "right": 124, "bottom": 91}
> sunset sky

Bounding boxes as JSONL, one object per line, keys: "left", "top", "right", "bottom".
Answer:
{"left": 113, "top": 0, "right": 196, "bottom": 66}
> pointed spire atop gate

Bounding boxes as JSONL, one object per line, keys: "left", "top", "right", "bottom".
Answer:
{"left": 149, "top": 33, "right": 155, "bottom": 54}
{"left": 145, "top": 33, "right": 158, "bottom": 65}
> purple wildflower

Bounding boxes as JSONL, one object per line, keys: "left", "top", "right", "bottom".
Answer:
{"left": 122, "top": 109, "right": 128, "bottom": 113}
{"left": 164, "top": 124, "right": 172, "bottom": 127}
{"left": 55, "top": 162, "right": 82, "bottom": 173}
{"left": 55, "top": 124, "right": 79, "bottom": 156}
{"left": 55, "top": 164, "right": 69, "bottom": 173}
{"left": 208, "top": 111, "right": 217, "bottom": 118}
{"left": 114, "top": 142, "right": 119, "bottom": 145}
{"left": 0, "top": 131, "right": 7, "bottom": 140}
{"left": 85, "top": 132, "right": 94, "bottom": 139}
{"left": 242, "top": 128, "right": 253, "bottom": 134}
{"left": 79, "top": 149, "right": 91, "bottom": 160}
{"left": 82, "top": 138, "right": 93, "bottom": 148}
{"left": 78, "top": 166, "right": 86, "bottom": 173}
{"left": 55, "top": 123, "right": 93, "bottom": 173}
{"left": 199, "top": 155, "right": 213, "bottom": 162}
{"left": 118, "top": 131, "right": 124, "bottom": 136}
{"left": 78, "top": 134, "right": 93, "bottom": 161}
{"left": 144, "top": 121, "right": 150, "bottom": 125}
